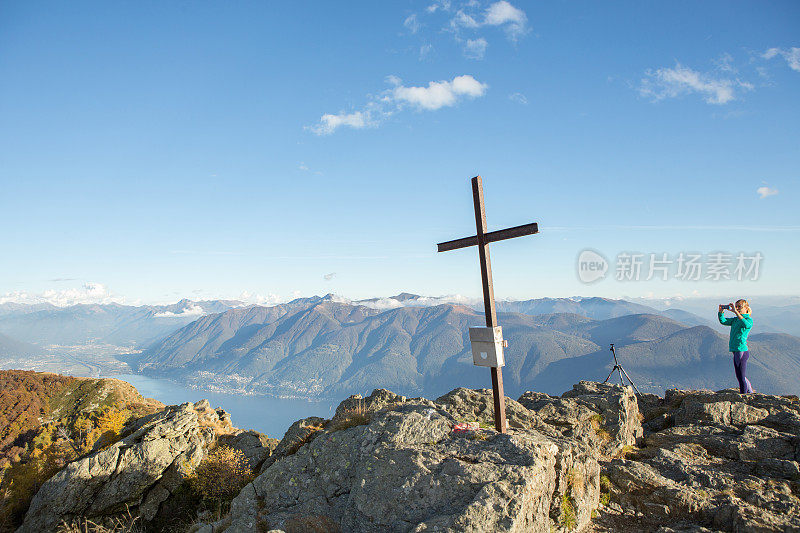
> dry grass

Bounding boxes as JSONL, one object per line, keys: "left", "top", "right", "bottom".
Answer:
{"left": 330, "top": 400, "right": 372, "bottom": 433}
{"left": 285, "top": 423, "right": 325, "bottom": 455}
{"left": 56, "top": 507, "right": 141, "bottom": 533}
{"left": 589, "top": 414, "right": 612, "bottom": 443}
{"left": 566, "top": 468, "right": 585, "bottom": 497}
{"left": 614, "top": 444, "right": 637, "bottom": 459}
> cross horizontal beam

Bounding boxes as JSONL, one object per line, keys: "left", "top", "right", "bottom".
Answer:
{"left": 436, "top": 222, "right": 539, "bottom": 253}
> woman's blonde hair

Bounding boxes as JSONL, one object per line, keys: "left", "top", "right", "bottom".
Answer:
{"left": 736, "top": 299, "right": 751, "bottom": 314}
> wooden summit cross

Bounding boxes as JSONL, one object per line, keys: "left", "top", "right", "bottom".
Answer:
{"left": 437, "top": 176, "right": 539, "bottom": 433}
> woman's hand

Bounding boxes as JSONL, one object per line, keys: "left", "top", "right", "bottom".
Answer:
{"left": 718, "top": 304, "right": 726, "bottom": 312}
{"left": 731, "top": 302, "right": 744, "bottom": 319}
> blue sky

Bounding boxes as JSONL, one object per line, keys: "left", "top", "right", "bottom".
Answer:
{"left": 1, "top": 1, "right": 798, "bottom": 306}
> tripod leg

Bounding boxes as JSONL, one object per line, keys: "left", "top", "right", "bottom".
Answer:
{"left": 604, "top": 366, "right": 616, "bottom": 384}
{"left": 619, "top": 366, "right": 642, "bottom": 396}
{"left": 617, "top": 367, "right": 625, "bottom": 387}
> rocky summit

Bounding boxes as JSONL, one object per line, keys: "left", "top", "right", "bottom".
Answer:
{"left": 16, "top": 381, "right": 800, "bottom": 532}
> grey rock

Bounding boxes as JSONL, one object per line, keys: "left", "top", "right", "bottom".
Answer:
{"left": 594, "top": 387, "right": 800, "bottom": 532}
{"left": 259, "top": 416, "right": 327, "bottom": 474}
{"left": 437, "top": 387, "right": 540, "bottom": 430}
{"left": 334, "top": 388, "right": 408, "bottom": 421}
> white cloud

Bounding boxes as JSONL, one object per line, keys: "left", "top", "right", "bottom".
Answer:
{"left": 0, "top": 282, "right": 125, "bottom": 307}
{"left": 237, "top": 291, "right": 285, "bottom": 306}
{"left": 483, "top": 1, "right": 527, "bottom": 39}
{"left": 757, "top": 186, "right": 779, "bottom": 199}
{"left": 639, "top": 63, "right": 752, "bottom": 104}
{"left": 324, "top": 272, "right": 336, "bottom": 281}
{"left": 309, "top": 110, "right": 373, "bottom": 135}
{"left": 356, "top": 294, "right": 480, "bottom": 310}
{"left": 298, "top": 162, "right": 309, "bottom": 171}
{"left": 508, "top": 92, "right": 528, "bottom": 105}
{"left": 447, "top": 1, "right": 527, "bottom": 41}
{"left": 153, "top": 304, "right": 207, "bottom": 318}
{"left": 450, "top": 10, "right": 480, "bottom": 30}
{"left": 763, "top": 47, "right": 800, "bottom": 72}
{"left": 392, "top": 75, "right": 488, "bottom": 110}
{"left": 404, "top": 14, "right": 421, "bottom": 34}
{"left": 464, "top": 38, "right": 488, "bottom": 59}
{"left": 309, "top": 74, "right": 487, "bottom": 134}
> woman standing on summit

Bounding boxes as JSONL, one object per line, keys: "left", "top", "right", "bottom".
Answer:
{"left": 718, "top": 299, "right": 754, "bottom": 394}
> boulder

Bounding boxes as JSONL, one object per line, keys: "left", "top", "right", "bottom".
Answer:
{"left": 19, "top": 401, "right": 230, "bottom": 533}
{"left": 219, "top": 430, "right": 279, "bottom": 471}
{"left": 218, "top": 395, "right": 600, "bottom": 532}
{"left": 519, "top": 381, "right": 643, "bottom": 457}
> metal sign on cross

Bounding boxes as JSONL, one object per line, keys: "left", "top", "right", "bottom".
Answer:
{"left": 437, "top": 176, "right": 539, "bottom": 433}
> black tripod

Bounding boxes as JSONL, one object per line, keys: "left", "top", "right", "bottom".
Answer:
{"left": 603, "top": 343, "right": 641, "bottom": 395}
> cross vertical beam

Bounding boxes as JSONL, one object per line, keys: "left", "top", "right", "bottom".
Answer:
{"left": 471, "top": 176, "right": 506, "bottom": 433}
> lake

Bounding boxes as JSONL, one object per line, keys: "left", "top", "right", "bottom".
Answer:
{"left": 111, "top": 374, "right": 339, "bottom": 439}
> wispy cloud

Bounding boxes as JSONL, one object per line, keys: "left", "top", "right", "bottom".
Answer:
{"left": 762, "top": 47, "right": 800, "bottom": 72}
{"left": 757, "top": 186, "right": 779, "bottom": 199}
{"left": 419, "top": 43, "right": 433, "bottom": 60}
{"left": 323, "top": 272, "right": 336, "bottom": 281}
{"left": 404, "top": 14, "right": 421, "bottom": 34}
{"left": 426, "top": 0, "right": 451, "bottom": 14}
{"left": 407, "top": 1, "right": 528, "bottom": 60}
{"left": 309, "top": 74, "right": 488, "bottom": 134}
{"left": 169, "top": 250, "right": 243, "bottom": 256}
{"left": 464, "top": 38, "right": 488, "bottom": 60}
{"left": 508, "top": 92, "right": 528, "bottom": 105}
{"left": 639, "top": 63, "right": 752, "bottom": 104}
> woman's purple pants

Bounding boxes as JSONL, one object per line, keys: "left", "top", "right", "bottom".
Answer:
{"left": 732, "top": 351, "right": 753, "bottom": 393}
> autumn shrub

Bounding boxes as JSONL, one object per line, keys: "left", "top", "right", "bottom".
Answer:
{"left": 189, "top": 446, "right": 253, "bottom": 510}
{"left": 86, "top": 409, "right": 131, "bottom": 452}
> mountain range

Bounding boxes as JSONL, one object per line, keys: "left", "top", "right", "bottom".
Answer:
{"left": 0, "top": 299, "right": 241, "bottom": 346}
{"left": 1, "top": 294, "right": 797, "bottom": 399}
{"left": 135, "top": 295, "right": 800, "bottom": 399}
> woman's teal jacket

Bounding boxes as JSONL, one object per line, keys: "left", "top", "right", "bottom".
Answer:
{"left": 718, "top": 312, "right": 753, "bottom": 352}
